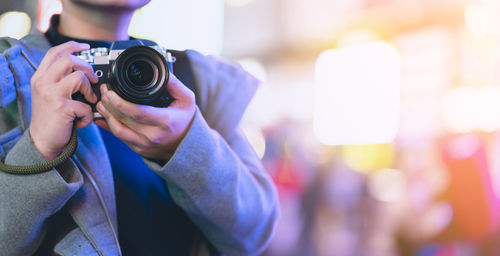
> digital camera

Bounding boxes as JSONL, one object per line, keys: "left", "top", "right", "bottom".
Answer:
{"left": 73, "top": 40, "right": 175, "bottom": 117}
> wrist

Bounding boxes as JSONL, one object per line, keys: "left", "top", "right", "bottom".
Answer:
{"left": 29, "top": 127, "right": 59, "bottom": 161}
{"left": 152, "top": 112, "right": 195, "bottom": 161}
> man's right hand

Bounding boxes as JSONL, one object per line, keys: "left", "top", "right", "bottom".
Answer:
{"left": 29, "top": 41, "right": 98, "bottom": 160}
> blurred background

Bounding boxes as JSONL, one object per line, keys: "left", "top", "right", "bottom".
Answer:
{"left": 4, "top": 0, "right": 500, "bottom": 255}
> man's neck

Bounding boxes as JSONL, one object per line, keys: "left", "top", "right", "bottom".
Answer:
{"left": 59, "top": 3, "right": 133, "bottom": 42}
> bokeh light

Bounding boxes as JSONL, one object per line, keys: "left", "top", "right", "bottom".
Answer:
{"left": 0, "top": 12, "right": 31, "bottom": 39}
{"left": 465, "top": 3, "right": 500, "bottom": 38}
{"left": 225, "top": 0, "right": 254, "bottom": 7}
{"left": 314, "top": 41, "right": 401, "bottom": 146}
{"left": 336, "top": 29, "right": 381, "bottom": 48}
{"left": 416, "top": 202, "right": 454, "bottom": 240}
{"left": 342, "top": 144, "right": 395, "bottom": 173}
{"left": 37, "top": 0, "right": 61, "bottom": 32}
{"left": 442, "top": 85, "right": 500, "bottom": 133}
{"left": 368, "top": 168, "right": 406, "bottom": 202}
{"left": 236, "top": 58, "right": 267, "bottom": 82}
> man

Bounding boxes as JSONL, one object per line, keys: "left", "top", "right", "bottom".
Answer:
{"left": 0, "top": 0, "right": 279, "bottom": 255}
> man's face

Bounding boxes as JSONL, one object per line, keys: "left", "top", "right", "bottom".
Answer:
{"left": 68, "top": 0, "right": 151, "bottom": 11}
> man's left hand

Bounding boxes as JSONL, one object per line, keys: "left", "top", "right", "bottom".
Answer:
{"left": 95, "top": 74, "right": 196, "bottom": 161}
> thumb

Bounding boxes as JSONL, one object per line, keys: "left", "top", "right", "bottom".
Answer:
{"left": 166, "top": 73, "right": 194, "bottom": 101}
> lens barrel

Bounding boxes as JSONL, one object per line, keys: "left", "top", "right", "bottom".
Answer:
{"left": 111, "top": 45, "right": 169, "bottom": 106}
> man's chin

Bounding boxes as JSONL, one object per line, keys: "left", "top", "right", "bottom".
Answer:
{"left": 68, "top": 0, "right": 151, "bottom": 12}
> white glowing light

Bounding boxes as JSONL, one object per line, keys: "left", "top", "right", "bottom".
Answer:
{"left": 0, "top": 12, "right": 31, "bottom": 39}
{"left": 465, "top": 3, "right": 500, "bottom": 37}
{"left": 129, "top": 0, "right": 224, "bottom": 55}
{"left": 236, "top": 58, "right": 267, "bottom": 82}
{"left": 313, "top": 41, "right": 401, "bottom": 145}
{"left": 242, "top": 82, "right": 314, "bottom": 127}
{"left": 368, "top": 168, "right": 406, "bottom": 202}
{"left": 37, "top": 0, "right": 62, "bottom": 32}
{"left": 225, "top": 0, "right": 254, "bottom": 7}
{"left": 242, "top": 84, "right": 282, "bottom": 128}
{"left": 442, "top": 86, "right": 500, "bottom": 133}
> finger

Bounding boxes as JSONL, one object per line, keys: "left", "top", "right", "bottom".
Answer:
{"left": 166, "top": 73, "right": 195, "bottom": 103}
{"left": 65, "top": 100, "right": 93, "bottom": 129}
{"left": 101, "top": 84, "right": 162, "bottom": 125}
{"left": 101, "top": 98, "right": 145, "bottom": 132}
{"left": 96, "top": 102, "right": 149, "bottom": 146}
{"left": 94, "top": 118, "right": 110, "bottom": 131}
{"left": 38, "top": 41, "right": 90, "bottom": 73}
{"left": 45, "top": 54, "right": 98, "bottom": 84}
{"left": 59, "top": 70, "right": 98, "bottom": 104}
{"left": 99, "top": 98, "right": 167, "bottom": 145}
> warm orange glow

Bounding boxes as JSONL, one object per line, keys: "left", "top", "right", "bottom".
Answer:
{"left": 442, "top": 134, "right": 500, "bottom": 240}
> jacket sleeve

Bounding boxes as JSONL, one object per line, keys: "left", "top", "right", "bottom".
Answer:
{"left": 142, "top": 51, "right": 279, "bottom": 256}
{"left": 143, "top": 109, "right": 278, "bottom": 255}
{"left": 0, "top": 40, "right": 84, "bottom": 255}
{"left": 0, "top": 130, "right": 83, "bottom": 256}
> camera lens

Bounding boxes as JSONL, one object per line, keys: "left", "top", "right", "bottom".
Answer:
{"left": 127, "top": 60, "right": 155, "bottom": 87}
{"left": 112, "top": 45, "right": 170, "bottom": 106}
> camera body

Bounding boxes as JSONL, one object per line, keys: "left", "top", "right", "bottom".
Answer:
{"left": 74, "top": 40, "right": 174, "bottom": 117}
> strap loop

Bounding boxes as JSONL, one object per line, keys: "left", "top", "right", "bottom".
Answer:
{"left": 0, "top": 127, "right": 78, "bottom": 175}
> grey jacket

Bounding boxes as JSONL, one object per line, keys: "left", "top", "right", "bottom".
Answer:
{"left": 0, "top": 32, "right": 279, "bottom": 256}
